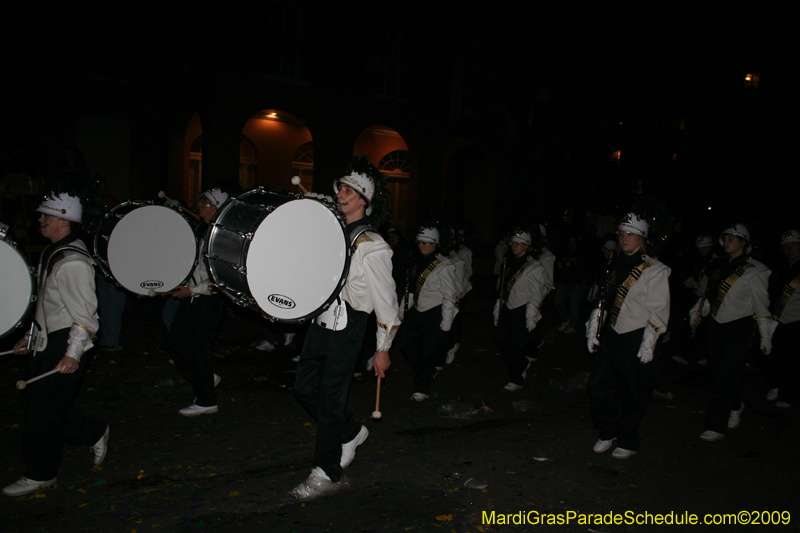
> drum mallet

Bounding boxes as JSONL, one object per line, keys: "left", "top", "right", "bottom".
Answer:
{"left": 372, "top": 376, "right": 382, "bottom": 420}
{"left": 0, "top": 349, "right": 15, "bottom": 356}
{"left": 17, "top": 368, "right": 61, "bottom": 390}
{"left": 148, "top": 289, "right": 178, "bottom": 297}
{"left": 291, "top": 176, "right": 310, "bottom": 195}
{"left": 157, "top": 191, "right": 201, "bottom": 220}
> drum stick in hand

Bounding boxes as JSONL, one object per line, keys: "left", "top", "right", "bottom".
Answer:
{"left": 0, "top": 349, "right": 15, "bottom": 356}
{"left": 16, "top": 368, "right": 61, "bottom": 390}
{"left": 372, "top": 376, "right": 382, "bottom": 420}
{"left": 157, "top": 191, "right": 201, "bottom": 220}
{"left": 291, "top": 176, "right": 310, "bottom": 195}
{"left": 148, "top": 289, "right": 178, "bottom": 297}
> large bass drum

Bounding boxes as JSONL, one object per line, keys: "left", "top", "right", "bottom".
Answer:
{"left": 94, "top": 202, "right": 198, "bottom": 296}
{"left": 0, "top": 230, "right": 35, "bottom": 340}
{"left": 206, "top": 188, "right": 350, "bottom": 322}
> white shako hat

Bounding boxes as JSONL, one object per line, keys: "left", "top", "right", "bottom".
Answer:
{"left": 695, "top": 235, "right": 713, "bottom": 248}
{"left": 202, "top": 187, "right": 229, "bottom": 207}
{"left": 510, "top": 228, "right": 532, "bottom": 246}
{"left": 334, "top": 171, "right": 375, "bottom": 216}
{"left": 416, "top": 226, "right": 439, "bottom": 244}
{"left": 780, "top": 230, "right": 800, "bottom": 246}
{"left": 37, "top": 192, "right": 83, "bottom": 223}
{"left": 617, "top": 212, "right": 648, "bottom": 238}
{"left": 720, "top": 223, "right": 751, "bottom": 254}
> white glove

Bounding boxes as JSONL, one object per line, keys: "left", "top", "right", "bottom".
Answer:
{"left": 636, "top": 325, "right": 660, "bottom": 364}
{"left": 683, "top": 276, "right": 698, "bottom": 290}
{"left": 525, "top": 304, "right": 541, "bottom": 332}
{"left": 586, "top": 308, "right": 601, "bottom": 353}
{"left": 688, "top": 298, "right": 710, "bottom": 329}
{"left": 441, "top": 299, "right": 458, "bottom": 332}
{"left": 757, "top": 318, "right": 778, "bottom": 355}
{"left": 493, "top": 299, "right": 500, "bottom": 327}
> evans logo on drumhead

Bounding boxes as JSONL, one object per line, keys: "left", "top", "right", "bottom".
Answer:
{"left": 268, "top": 294, "right": 296, "bottom": 309}
{"left": 140, "top": 280, "right": 165, "bottom": 289}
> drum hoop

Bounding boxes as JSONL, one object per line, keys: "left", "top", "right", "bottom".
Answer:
{"left": 205, "top": 193, "right": 351, "bottom": 323}
{"left": 93, "top": 201, "right": 199, "bottom": 294}
{"left": 0, "top": 238, "right": 36, "bottom": 340}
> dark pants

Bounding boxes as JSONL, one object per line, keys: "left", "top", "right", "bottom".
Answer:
{"left": 588, "top": 326, "right": 656, "bottom": 451}
{"left": 770, "top": 321, "right": 800, "bottom": 404}
{"left": 22, "top": 329, "right": 107, "bottom": 480}
{"left": 294, "top": 305, "right": 367, "bottom": 482}
{"left": 400, "top": 306, "right": 448, "bottom": 395}
{"left": 555, "top": 282, "right": 586, "bottom": 329}
{"left": 496, "top": 306, "right": 537, "bottom": 386}
{"left": 167, "top": 295, "right": 225, "bottom": 407}
{"left": 704, "top": 316, "right": 752, "bottom": 433}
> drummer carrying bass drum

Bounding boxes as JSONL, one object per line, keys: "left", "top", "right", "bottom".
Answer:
{"left": 168, "top": 187, "right": 228, "bottom": 417}
{"left": 4, "top": 192, "right": 109, "bottom": 497}
{"left": 291, "top": 156, "right": 401, "bottom": 501}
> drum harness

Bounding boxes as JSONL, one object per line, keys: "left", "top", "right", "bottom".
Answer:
{"left": 315, "top": 224, "right": 376, "bottom": 331}
{"left": 25, "top": 243, "right": 95, "bottom": 355}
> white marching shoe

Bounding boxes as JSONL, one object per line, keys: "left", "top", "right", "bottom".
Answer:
{"left": 3, "top": 477, "right": 57, "bottom": 497}
{"left": 445, "top": 343, "right": 460, "bottom": 365}
{"left": 290, "top": 467, "right": 348, "bottom": 501}
{"left": 340, "top": 426, "right": 369, "bottom": 468}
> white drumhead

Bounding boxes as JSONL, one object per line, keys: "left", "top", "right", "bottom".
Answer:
{"left": 0, "top": 239, "right": 34, "bottom": 338}
{"left": 107, "top": 205, "right": 198, "bottom": 295}
{"left": 246, "top": 199, "right": 347, "bottom": 320}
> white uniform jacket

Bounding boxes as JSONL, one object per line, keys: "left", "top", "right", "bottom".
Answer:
{"left": 775, "top": 285, "right": 800, "bottom": 324}
{"left": 33, "top": 239, "right": 99, "bottom": 359}
{"left": 610, "top": 255, "right": 671, "bottom": 336}
{"left": 340, "top": 231, "right": 401, "bottom": 352}
{"left": 538, "top": 247, "right": 556, "bottom": 292}
{"left": 505, "top": 257, "right": 548, "bottom": 312}
{"left": 455, "top": 245, "right": 473, "bottom": 298}
{"left": 699, "top": 258, "right": 771, "bottom": 324}
{"left": 413, "top": 254, "right": 459, "bottom": 329}
{"left": 447, "top": 250, "right": 469, "bottom": 300}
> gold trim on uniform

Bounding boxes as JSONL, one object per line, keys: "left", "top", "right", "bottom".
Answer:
{"left": 610, "top": 261, "right": 653, "bottom": 327}
{"left": 647, "top": 321, "right": 661, "bottom": 332}
{"left": 415, "top": 259, "right": 443, "bottom": 301}
{"left": 38, "top": 204, "right": 67, "bottom": 215}
{"left": 773, "top": 274, "right": 800, "bottom": 320}
{"left": 377, "top": 321, "right": 401, "bottom": 332}
{"left": 503, "top": 261, "right": 534, "bottom": 303}
{"left": 354, "top": 233, "right": 374, "bottom": 251}
{"left": 711, "top": 263, "right": 756, "bottom": 317}
{"left": 73, "top": 322, "right": 97, "bottom": 341}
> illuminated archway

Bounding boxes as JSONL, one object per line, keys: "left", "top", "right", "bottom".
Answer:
{"left": 241, "top": 109, "right": 313, "bottom": 190}
{"left": 354, "top": 125, "right": 411, "bottom": 234}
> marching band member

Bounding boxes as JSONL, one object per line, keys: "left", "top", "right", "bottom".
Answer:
{"left": 673, "top": 234, "right": 716, "bottom": 366}
{"left": 291, "top": 157, "right": 400, "bottom": 500}
{"left": 400, "top": 224, "right": 459, "bottom": 401}
{"left": 494, "top": 228, "right": 548, "bottom": 391}
{"left": 168, "top": 187, "right": 228, "bottom": 417}
{"left": 689, "top": 223, "right": 773, "bottom": 442}
{"left": 765, "top": 230, "right": 800, "bottom": 407}
{"left": 446, "top": 226, "right": 473, "bottom": 364}
{"left": 5, "top": 191, "right": 109, "bottom": 497}
{"left": 586, "top": 213, "right": 671, "bottom": 459}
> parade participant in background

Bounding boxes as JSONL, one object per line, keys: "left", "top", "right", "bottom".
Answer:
{"left": 689, "top": 223, "right": 773, "bottom": 442}
{"left": 673, "top": 235, "right": 717, "bottom": 366}
{"left": 586, "top": 213, "right": 671, "bottom": 459}
{"left": 554, "top": 235, "right": 588, "bottom": 334}
{"left": 537, "top": 223, "right": 556, "bottom": 294}
{"left": 446, "top": 225, "right": 473, "bottom": 364}
{"left": 291, "top": 156, "right": 400, "bottom": 500}
{"left": 400, "top": 222, "right": 459, "bottom": 400}
{"left": 167, "top": 187, "right": 228, "bottom": 417}
{"left": 494, "top": 228, "right": 548, "bottom": 391}
{"left": 4, "top": 185, "right": 109, "bottom": 497}
{"left": 765, "top": 230, "right": 800, "bottom": 407}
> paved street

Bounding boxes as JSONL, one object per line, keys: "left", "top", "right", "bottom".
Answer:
{"left": 1, "top": 292, "right": 797, "bottom": 532}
